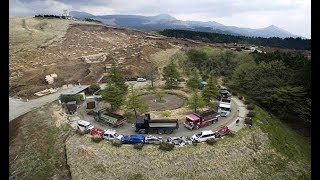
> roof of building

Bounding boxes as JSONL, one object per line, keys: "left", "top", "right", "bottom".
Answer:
{"left": 61, "top": 85, "right": 90, "bottom": 95}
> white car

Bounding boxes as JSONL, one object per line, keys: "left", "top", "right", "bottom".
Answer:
{"left": 137, "top": 78, "right": 146, "bottom": 82}
{"left": 191, "top": 130, "right": 215, "bottom": 142}
{"left": 145, "top": 135, "right": 163, "bottom": 144}
{"left": 103, "top": 129, "right": 123, "bottom": 141}
{"left": 77, "top": 120, "right": 94, "bottom": 133}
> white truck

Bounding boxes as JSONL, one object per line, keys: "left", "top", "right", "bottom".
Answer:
{"left": 218, "top": 97, "right": 231, "bottom": 117}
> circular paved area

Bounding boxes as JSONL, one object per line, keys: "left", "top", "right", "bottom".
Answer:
{"left": 141, "top": 94, "right": 185, "bottom": 111}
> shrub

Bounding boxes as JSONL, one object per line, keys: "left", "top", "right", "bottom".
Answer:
{"left": 247, "top": 111, "right": 256, "bottom": 117}
{"left": 247, "top": 104, "right": 255, "bottom": 110}
{"left": 112, "top": 140, "right": 122, "bottom": 147}
{"left": 88, "top": 84, "right": 101, "bottom": 94}
{"left": 206, "top": 138, "right": 217, "bottom": 145}
{"left": 60, "top": 94, "right": 83, "bottom": 104}
{"left": 91, "top": 135, "right": 103, "bottom": 143}
{"left": 238, "top": 96, "right": 243, "bottom": 100}
{"left": 245, "top": 117, "right": 253, "bottom": 125}
{"left": 244, "top": 99, "right": 252, "bottom": 105}
{"left": 229, "top": 131, "right": 235, "bottom": 137}
{"left": 160, "top": 111, "right": 171, "bottom": 117}
{"left": 159, "top": 142, "right": 174, "bottom": 151}
{"left": 76, "top": 129, "right": 85, "bottom": 135}
{"left": 232, "top": 91, "right": 238, "bottom": 96}
{"left": 133, "top": 143, "right": 144, "bottom": 150}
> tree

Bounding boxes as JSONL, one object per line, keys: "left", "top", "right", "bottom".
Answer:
{"left": 88, "top": 84, "right": 101, "bottom": 94}
{"left": 163, "top": 61, "right": 181, "bottom": 89}
{"left": 125, "top": 85, "right": 149, "bottom": 118}
{"left": 186, "top": 68, "right": 201, "bottom": 90}
{"left": 101, "top": 84, "right": 125, "bottom": 112}
{"left": 145, "top": 61, "right": 159, "bottom": 88}
{"left": 107, "top": 65, "right": 128, "bottom": 94}
{"left": 187, "top": 92, "right": 206, "bottom": 113}
{"left": 201, "top": 76, "right": 219, "bottom": 105}
{"left": 154, "top": 89, "right": 166, "bottom": 102}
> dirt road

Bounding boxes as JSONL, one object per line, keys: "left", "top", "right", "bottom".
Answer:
{"left": 81, "top": 96, "right": 246, "bottom": 138}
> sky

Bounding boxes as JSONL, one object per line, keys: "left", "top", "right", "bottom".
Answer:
{"left": 9, "top": 0, "right": 311, "bottom": 38}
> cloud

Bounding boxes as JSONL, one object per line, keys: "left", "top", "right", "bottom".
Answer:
{"left": 9, "top": 0, "right": 311, "bottom": 38}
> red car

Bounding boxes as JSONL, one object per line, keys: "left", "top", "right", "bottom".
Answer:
{"left": 90, "top": 128, "right": 105, "bottom": 138}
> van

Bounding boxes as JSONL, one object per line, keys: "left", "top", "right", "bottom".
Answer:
{"left": 191, "top": 130, "right": 215, "bottom": 142}
{"left": 77, "top": 120, "right": 94, "bottom": 133}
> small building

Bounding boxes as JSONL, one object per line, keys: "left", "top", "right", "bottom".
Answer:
{"left": 61, "top": 85, "right": 90, "bottom": 97}
{"left": 66, "top": 101, "right": 77, "bottom": 114}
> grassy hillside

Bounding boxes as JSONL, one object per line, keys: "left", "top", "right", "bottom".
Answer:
{"left": 66, "top": 106, "right": 310, "bottom": 180}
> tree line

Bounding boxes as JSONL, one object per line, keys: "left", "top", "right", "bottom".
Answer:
{"left": 34, "top": 14, "right": 70, "bottom": 19}
{"left": 159, "top": 29, "right": 310, "bottom": 50}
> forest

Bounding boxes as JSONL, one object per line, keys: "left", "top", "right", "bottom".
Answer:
{"left": 159, "top": 29, "right": 311, "bottom": 50}
{"left": 175, "top": 47, "right": 310, "bottom": 136}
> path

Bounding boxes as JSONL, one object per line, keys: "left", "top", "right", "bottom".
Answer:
{"left": 9, "top": 86, "right": 78, "bottom": 122}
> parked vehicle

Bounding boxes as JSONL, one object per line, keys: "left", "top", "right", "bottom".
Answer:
{"left": 93, "top": 108, "right": 127, "bottom": 127}
{"left": 167, "top": 137, "right": 184, "bottom": 145}
{"left": 184, "top": 110, "right": 220, "bottom": 130}
{"left": 77, "top": 120, "right": 94, "bottom": 133}
{"left": 218, "top": 103, "right": 231, "bottom": 117}
{"left": 219, "top": 90, "right": 232, "bottom": 98}
{"left": 137, "top": 77, "right": 147, "bottom": 82}
{"left": 214, "top": 126, "right": 231, "bottom": 138}
{"left": 121, "top": 134, "right": 145, "bottom": 144}
{"left": 191, "top": 130, "right": 216, "bottom": 142}
{"left": 134, "top": 114, "right": 179, "bottom": 134}
{"left": 103, "top": 129, "right": 123, "bottom": 141}
{"left": 145, "top": 135, "right": 163, "bottom": 144}
{"left": 125, "top": 77, "right": 138, "bottom": 81}
{"left": 90, "top": 128, "right": 105, "bottom": 138}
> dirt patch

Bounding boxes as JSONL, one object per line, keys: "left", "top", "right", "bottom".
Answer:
{"left": 141, "top": 93, "right": 185, "bottom": 111}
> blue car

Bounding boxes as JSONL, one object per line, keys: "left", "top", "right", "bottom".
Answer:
{"left": 121, "top": 134, "right": 145, "bottom": 144}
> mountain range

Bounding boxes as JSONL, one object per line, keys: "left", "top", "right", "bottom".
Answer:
{"left": 70, "top": 11, "right": 303, "bottom": 39}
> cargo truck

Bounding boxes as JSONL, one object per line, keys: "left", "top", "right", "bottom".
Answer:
{"left": 93, "top": 108, "right": 127, "bottom": 127}
{"left": 134, "top": 114, "right": 179, "bottom": 134}
{"left": 184, "top": 110, "right": 220, "bottom": 130}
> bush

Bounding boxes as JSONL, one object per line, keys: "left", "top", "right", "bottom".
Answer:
{"left": 160, "top": 111, "right": 171, "bottom": 117}
{"left": 206, "top": 138, "right": 217, "bottom": 145}
{"left": 159, "top": 142, "right": 175, "bottom": 151}
{"left": 245, "top": 117, "right": 253, "bottom": 125}
{"left": 229, "top": 131, "right": 235, "bottom": 137}
{"left": 76, "top": 129, "right": 85, "bottom": 135}
{"left": 238, "top": 96, "right": 243, "bottom": 100}
{"left": 247, "top": 104, "right": 255, "bottom": 110}
{"left": 232, "top": 91, "right": 238, "bottom": 96}
{"left": 88, "top": 84, "right": 101, "bottom": 94}
{"left": 247, "top": 111, "right": 256, "bottom": 117}
{"left": 60, "top": 94, "right": 83, "bottom": 104}
{"left": 244, "top": 99, "right": 252, "bottom": 105}
{"left": 91, "top": 135, "right": 103, "bottom": 143}
{"left": 112, "top": 140, "right": 122, "bottom": 147}
{"left": 133, "top": 143, "right": 144, "bottom": 150}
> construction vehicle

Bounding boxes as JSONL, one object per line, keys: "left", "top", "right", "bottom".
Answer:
{"left": 184, "top": 110, "right": 220, "bottom": 130}
{"left": 92, "top": 108, "right": 127, "bottom": 127}
{"left": 134, "top": 114, "right": 179, "bottom": 134}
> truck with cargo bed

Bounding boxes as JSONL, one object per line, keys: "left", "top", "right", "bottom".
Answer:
{"left": 134, "top": 114, "right": 179, "bottom": 134}
{"left": 184, "top": 110, "right": 220, "bottom": 130}
{"left": 93, "top": 108, "right": 127, "bottom": 127}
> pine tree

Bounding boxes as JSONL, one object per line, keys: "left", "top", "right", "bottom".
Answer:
{"left": 125, "top": 85, "right": 149, "bottom": 118}
{"left": 163, "top": 61, "right": 181, "bottom": 89}
{"left": 187, "top": 92, "right": 206, "bottom": 113}
{"left": 186, "top": 68, "right": 201, "bottom": 90}
{"left": 107, "top": 65, "right": 128, "bottom": 94}
{"left": 202, "top": 76, "right": 219, "bottom": 105}
{"left": 101, "top": 84, "right": 125, "bottom": 112}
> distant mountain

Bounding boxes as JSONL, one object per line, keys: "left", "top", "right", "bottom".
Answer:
{"left": 69, "top": 11, "right": 304, "bottom": 39}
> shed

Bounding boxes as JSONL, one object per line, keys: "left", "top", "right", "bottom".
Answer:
{"left": 61, "top": 85, "right": 90, "bottom": 96}
{"left": 66, "top": 101, "right": 77, "bottom": 114}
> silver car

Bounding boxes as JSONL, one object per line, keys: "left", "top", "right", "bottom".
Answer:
{"left": 145, "top": 135, "right": 163, "bottom": 144}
